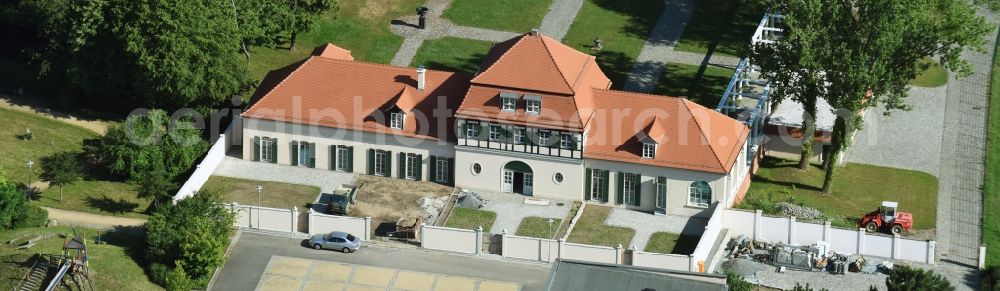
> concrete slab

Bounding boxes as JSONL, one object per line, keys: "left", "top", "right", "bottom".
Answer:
{"left": 258, "top": 275, "right": 303, "bottom": 291}
{"left": 393, "top": 271, "right": 436, "bottom": 291}
{"left": 476, "top": 281, "right": 520, "bottom": 291}
{"left": 433, "top": 276, "right": 477, "bottom": 291}
{"left": 267, "top": 257, "right": 311, "bottom": 278}
{"left": 351, "top": 266, "right": 396, "bottom": 287}
{"left": 302, "top": 281, "right": 344, "bottom": 291}
{"left": 310, "top": 262, "right": 354, "bottom": 282}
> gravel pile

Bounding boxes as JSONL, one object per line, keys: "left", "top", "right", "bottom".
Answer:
{"left": 775, "top": 202, "right": 824, "bottom": 222}
{"left": 419, "top": 196, "right": 449, "bottom": 224}
{"left": 721, "top": 258, "right": 769, "bottom": 282}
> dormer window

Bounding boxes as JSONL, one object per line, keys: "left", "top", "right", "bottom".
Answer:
{"left": 642, "top": 143, "right": 656, "bottom": 158}
{"left": 525, "top": 95, "right": 541, "bottom": 113}
{"left": 390, "top": 112, "right": 404, "bottom": 129}
{"left": 500, "top": 92, "right": 518, "bottom": 111}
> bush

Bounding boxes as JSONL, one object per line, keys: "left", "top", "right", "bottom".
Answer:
{"left": 146, "top": 190, "right": 234, "bottom": 288}
{"left": 885, "top": 265, "right": 953, "bottom": 291}
{"left": 149, "top": 263, "right": 170, "bottom": 286}
{"left": 13, "top": 206, "right": 48, "bottom": 228}
{"left": 0, "top": 170, "right": 28, "bottom": 229}
{"left": 165, "top": 263, "right": 194, "bottom": 291}
{"left": 792, "top": 283, "right": 829, "bottom": 291}
{"left": 983, "top": 265, "right": 1000, "bottom": 291}
{"left": 726, "top": 272, "right": 755, "bottom": 291}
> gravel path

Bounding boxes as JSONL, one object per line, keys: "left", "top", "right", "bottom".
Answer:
{"left": 846, "top": 85, "right": 948, "bottom": 176}
{"left": 0, "top": 94, "right": 110, "bottom": 134}
{"left": 622, "top": 0, "right": 742, "bottom": 92}
{"left": 213, "top": 156, "right": 357, "bottom": 194}
{"left": 388, "top": 0, "right": 584, "bottom": 66}
{"left": 605, "top": 208, "right": 707, "bottom": 250}
{"left": 43, "top": 207, "right": 146, "bottom": 228}
{"left": 471, "top": 190, "right": 570, "bottom": 235}
{"left": 934, "top": 8, "right": 997, "bottom": 270}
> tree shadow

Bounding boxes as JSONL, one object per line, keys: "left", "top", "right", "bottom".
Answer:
{"left": 420, "top": 52, "right": 488, "bottom": 75}
{"left": 100, "top": 225, "right": 149, "bottom": 274}
{"left": 752, "top": 175, "right": 823, "bottom": 192}
{"left": 84, "top": 195, "right": 140, "bottom": 215}
{"left": 590, "top": 0, "right": 671, "bottom": 40}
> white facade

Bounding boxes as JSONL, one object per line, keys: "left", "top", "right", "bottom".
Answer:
{"left": 453, "top": 146, "right": 584, "bottom": 201}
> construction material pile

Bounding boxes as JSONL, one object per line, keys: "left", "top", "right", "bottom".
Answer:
{"left": 723, "top": 235, "right": 895, "bottom": 276}
{"left": 774, "top": 202, "right": 824, "bottom": 222}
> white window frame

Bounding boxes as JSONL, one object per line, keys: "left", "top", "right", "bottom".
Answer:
{"left": 513, "top": 128, "right": 525, "bottom": 144}
{"left": 336, "top": 146, "right": 349, "bottom": 171}
{"left": 560, "top": 134, "right": 574, "bottom": 149}
{"left": 405, "top": 154, "right": 418, "bottom": 179}
{"left": 526, "top": 99, "right": 540, "bottom": 113}
{"left": 435, "top": 158, "right": 449, "bottom": 182}
{"left": 688, "top": 181, "right": 712, "bottom": 207}
{"left": 501, "top": 96, "right": 517, "bottom": 111}
{"left": 623, "top": 173, "right": 637, "bottom": 205}
{"left": 296, "top": 141, "right": 312, "bottom": 167}
{"left": 489, "top": 125, "right": 502, "bottom": 142}
{"left": 260, "top": 137, "right": 273, "bottom": 162}
{"left": 642, "top": 143, "right": 656, "bottom": 158}
{"left": 538, "top": 131, "right": 551, "bottom": 146}
{"left": 590, "top": 169, "right": 605, "bottom": 201}
{"left": 374, "top": 150, "right": 387, "bottom": 176}
{"left": 466, "top": 122, "right": 479, "bottom": 138}
{"left": 390, "top": 112, "right": 404, "bottom": 129}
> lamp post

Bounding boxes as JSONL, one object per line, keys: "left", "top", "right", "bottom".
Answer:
{"left": 256, "top": 186, "right": 263, "bottom": 229}
{"left": 547, "top": 218, "right": 554, "bottom": 238}
{"left": 25, "top": 160, "right": 33, "bottom": 187}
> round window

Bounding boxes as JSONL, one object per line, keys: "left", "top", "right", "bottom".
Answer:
{"left": 471, "top": 163, "right": 482, "bottom": 175}
{"left": 553, "top": 172, "right": 564, "bottom": 184}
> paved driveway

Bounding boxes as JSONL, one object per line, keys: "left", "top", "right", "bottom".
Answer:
{"left": 211, "top": 231, "right": 551, "bottom": 291}
{"left": 847, "top": 85, "right": 947, "bottom": 177}
{"left": 257, "top": 256, "right": 520, "bottom": 291}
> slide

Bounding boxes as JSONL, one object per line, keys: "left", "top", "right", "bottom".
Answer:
{"left": 44, "top": 262, "right": 70, "bottom": 291}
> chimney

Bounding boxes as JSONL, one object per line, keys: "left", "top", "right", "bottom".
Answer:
{"left": 417, "top": 65, "right": 426, "bottom": 92}
{"left": 530, "top": 28, "right": 539, "bottom": 36}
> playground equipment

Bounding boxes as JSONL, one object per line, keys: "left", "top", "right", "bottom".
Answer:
{"left": 16, "top": 227, "right": 95, "bottom": 291}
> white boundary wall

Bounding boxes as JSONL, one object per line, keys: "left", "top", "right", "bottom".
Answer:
{"left": 499, "top": 232, "right": 692, "bottom": 271}
{"left": 421, "top": 224, "right": 483, "bottom": 255}
{"left": 632, "top": 251, "right": 693, "bottom": 271}
{"left": 690, "top": 204, "right": 724, "bottom": 271}
{"left": 227, "top": 203, "right": 298, "bottom": 234}
{"left": 561, "top": 242, "right": 621, "bottom": 264}
{"left": 173, "top": 121, "right": 234, "bottom": 202}
{"left": 723, "top": 208, "right": 936, "bottom": 264}
{"left": 308, "top": 211, "right": 372, "bottom": 240}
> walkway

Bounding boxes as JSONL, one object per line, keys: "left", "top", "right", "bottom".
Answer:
{"left": 473, "top": 190, "right": 570, "bottom": 235}
{"left": 605, "top": 208, "right": 707, "bottom": 250}
{"left": 213, "top": 156, "right": 357, "bottom": 193}
{"left": 847, "top": 85, "right": 948, "bottom": 176}
{"left": 935, "top": 9, "right": 997, "bottom": 268}
{"left": 622, "top": 0, "right": 742, "bottom": 92}
{"left": 389, "top": 0, "right": 584, "bottom": 66}
{"left": 42, "top": 207, "right": 146, "bottom": 228}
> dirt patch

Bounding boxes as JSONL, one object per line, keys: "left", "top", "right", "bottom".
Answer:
{"left": 0, "top": 95, "right": 111, "bottom": 134}
{"left": 358, "top": 0, "right": 394, "bottom": 20}
{"left": 351, "top": 175, "right": 452, "bottom": 227}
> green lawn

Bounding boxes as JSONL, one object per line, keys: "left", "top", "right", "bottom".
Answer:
{"left": 445, "top": 208, "right": 496, "bottom": 232}
{"left": 910, "top": 57, "right": 949, "bottom": 87}
{"left": 442, "top": 0, "right": 554, "bottom": 33}
{"left": 562, "top": 0, "right": 666, "bottom": 87}
{"left": 653, "top": 62, "right": 736, "bottom": 107}
{"left": 673, "top": 0, "right": 764, "bottom": 58}
{"left": 566, "top": 205, "right": 635, "bottom": 247}
{"left": 0, "top": 107, "right": 149, "bottom": 218}
{"left": 984, "top": 41, "right": 1000, "bottom": 265}
{"left": 515, "top": 217, "right": 562, "bottom": 239}
{"left": 248, "top": 0, "right": 424, "bottom": 81}
{"left": 737, "top": 157, "right": 938, "bottom": 230}
{"left": 201, "top": 176, "right": 320, "bottom": 209}
{"left": 0, "top": 226, "right": 162, "bottom": 290}
{"left": 410, "top": 37, "right": 494, "bottom": 74}
{"left": 644, "top": 232, "right": 701, "bottom": 255}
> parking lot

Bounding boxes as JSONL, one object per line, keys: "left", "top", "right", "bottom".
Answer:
{"left": 257, "top": 256, "right": 520, "bottom": 291}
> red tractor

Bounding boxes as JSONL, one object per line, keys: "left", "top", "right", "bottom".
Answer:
{"left": 859, "top": 201, "right": 912, "bottom": 235}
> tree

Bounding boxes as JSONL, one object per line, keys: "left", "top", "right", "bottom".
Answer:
{"left": 145, "top": 190, "right": 234, "bottom": 288}
{"left": 751, "top": 0, "right": 834, "bottom": 170}
{"left": 165, "top": 261, "right": 194, "bottom": 291}
{"left": 726, "top": 272, "right": 756, "bottom": 291}
{"left": 86, "top": 109, "right": 208, "bottom": 183}
{"left": 288, "top": 0, "right": 338, "bottom": 50}
{"left": 0, "top": 167, "right": 28, "bottom": 229}
{"left": 884, "top": 265, "right": 954, "bottom": 291}
{"left": 31, "top": 0, "right": 253, "bottom": 111}
{"left": 136, "top": 167, "right": 176, "bottom": 209}
{"left": 39, "top": 151, "right": 83, "bottom": 202}
{"left": 791, "top": 283, "right": 829, "bottom": 291}
{"left": 764, "top": 0, "right": 990, "bottom": 193}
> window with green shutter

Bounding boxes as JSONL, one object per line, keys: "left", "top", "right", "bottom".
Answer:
{"left": 616, "top": 172, "right": 625, "bottom": 204}
{"left": 585, "top": 168, "right": 592, "bottom": 201}
{"left": 346, "top": 146, "right": 354, "bottom": 173}
{"left": 253, "top": 136, "right": 261, "bottom": 161}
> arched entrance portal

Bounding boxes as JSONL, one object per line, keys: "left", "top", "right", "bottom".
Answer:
{"left": 502, "top": 161, "right": 533, "bottom": 196}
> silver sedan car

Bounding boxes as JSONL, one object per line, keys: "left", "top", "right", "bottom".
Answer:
{"left": 309, "top": 231, "right": 361, "bottom": 253}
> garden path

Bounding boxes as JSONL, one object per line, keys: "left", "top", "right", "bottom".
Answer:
{"left": 42, "top": 207, "right": 146, "bottom": 228}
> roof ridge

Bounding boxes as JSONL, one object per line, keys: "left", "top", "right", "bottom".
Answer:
{"left": 594, "top": 88, "right": 685, "bottom": 100}
{"left": 244, "top": 57, "right": 316, "bottom": 114}
{"left": 471, "top": 34, "right": 529, "bottom": 83}
{"left": 312, "top": 57, "right": 462, "bottom": 76}
{"left": 680, "top": 99, "right": 726, "bottom": 171}
{"left": 538, "top": 35, "right": 577, "bottom": 94}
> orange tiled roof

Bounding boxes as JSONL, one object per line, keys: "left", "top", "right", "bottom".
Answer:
{"left": 312, "top": 44, "right": 355, "bottom": 61}
{"left": 458, "top": 32, "right": 611, "bottom": 131}
{"left": 584, "top": 89, "right": 750, "bottom": 174}
{"left": 243, "top": 46, "right": 471, "bottom": 141}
